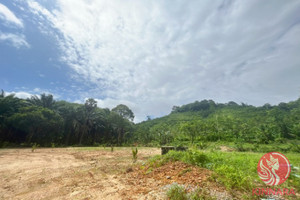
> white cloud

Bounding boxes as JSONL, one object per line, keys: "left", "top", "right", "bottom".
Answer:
{"left": 0, "top": 3, "right": 30, "bottom": 49}
{"left": 7, "top": 91, "right": 32, "bottom": 99}
{"left": 0, "top": 32, "right": 30, "bottom": 48}
{"left": 26, "top": 0, "right": 300, "bottom": 122}
{"left": 0, "top": 3, "right": 23, "bottom": 27}
{"left": 7, "top": 88, "right": 61, "bottom": 100}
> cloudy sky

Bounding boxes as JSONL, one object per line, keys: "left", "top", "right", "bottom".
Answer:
{"left": 1, "top": 0, "right": 300, "bottom": 122}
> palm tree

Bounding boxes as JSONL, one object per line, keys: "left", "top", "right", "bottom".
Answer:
{"left": 27, "top": 93, "right": 55, "bottom": 109}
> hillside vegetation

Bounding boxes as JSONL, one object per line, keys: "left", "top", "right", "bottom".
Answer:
{"left": 134, "top": 99, "right": 300, "bottom": 148}
{"left": 1, "top": 89, "right": 300, "bottom": 150}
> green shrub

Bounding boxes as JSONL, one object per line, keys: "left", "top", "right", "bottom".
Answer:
{"left": 166, "top": 184, "right": 187, "bottom": 200}
{"left": 197, "top": 142, "right": 208, "bottom": 150}
{"left": 188, "top": 188, "right": 216, "bottom": 200}
{"left": 0, "top": 141, "right": 9, "bottom": 148}
{"left": 183, "top": 150, "right": 209, "bottom": 167}
{"left": 291, "top": 143, "right": 300, "bottom": 153}
{"left": 234, "top": 142, "right": 246, "bottom": 152}
{"left": 31, "top": 143, "right": 40, "bottom": 152}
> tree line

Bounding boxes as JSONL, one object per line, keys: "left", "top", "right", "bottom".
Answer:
{"left": 134, "top": 99, "right": 300, "bottom": 146}
{"left": 1, "top": 89, "right": 300, "bottom": 147}
{"left": 0, "top": 90, "right": 134, "bottom": 147}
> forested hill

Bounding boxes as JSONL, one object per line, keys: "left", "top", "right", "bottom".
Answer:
{"left": 133, "top": 99, "right": 300, "bottom": 145}
{"left": 1, "top": 89, "right": 300, "bottom": 147}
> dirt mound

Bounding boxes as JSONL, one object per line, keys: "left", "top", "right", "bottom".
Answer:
{"left": 122, "top": 161, "right": 231, "bottom": 199}
{"left": 138, "top": 161, "right": 211, "bottom": 187}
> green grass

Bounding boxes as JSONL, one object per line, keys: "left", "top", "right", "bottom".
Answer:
{"left": 167, "top": 184, "right": 188, "bottom": 200}
{"left": 71, "top": 146, "right": 158, "bottom": 151}
{"left": 166, "top": 183, "right": 216, "bottom": 200}
{"left": 176, "top": 140, "right": 300, "bottom": 153}
{"left": 146, "top": 149, "right": 300, "bottom": 198}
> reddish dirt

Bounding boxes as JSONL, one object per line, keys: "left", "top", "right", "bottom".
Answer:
{"left": 0, "top": 147, "right": 232, "bottom": 200}
{"left": 0, "top": 147, "right": 161, "bottom": 200}
{"left": 123, "top": 161, "right": 232, "bottom": 199}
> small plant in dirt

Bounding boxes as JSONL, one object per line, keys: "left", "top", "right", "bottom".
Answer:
{"left": 197, "top": 142, "right": 208, "bottom": 150}
{"left": 167, "top": 183, "right": 216, "bottom": 200}
{"left": 132, "top": 147, "right": 138, "bottom": 162}
{"left": 178, "top": 168, "right": 192, "bottom": 176}
{"left": 167, "top": 184, "right": 188, "bottom": 200}
{"left": 31, "top": 143, "right": 40, "bottom": 152}
{"left": 51, "top": 143, "right": 55, "bottom": 148}
{"left": 188, "top": 187, "right": 216, "bottom": 200}
{"left": 111, "top": 145, "right": 114, "bottom": 152}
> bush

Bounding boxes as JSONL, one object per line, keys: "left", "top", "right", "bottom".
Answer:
{"left": 183, "top": 150, "right": 209, "bottom": 167}
{"left": 166, "top": 184, "right": 187, "bottom": 200}
{"left": 0, "top": 141, "right": 10, "bottom": 148}
{"left": 234, "top": 142, "right": 246, "bottom": 152}
{"left": 188, "top": 188, "right": 216, "bottom": 200}
{"left": 31, "top": 143, "right": 40, "bottom": 152}
{"left": 291, "top": 143, "right": 300, "bottom": 153}
{"left": 197, "top": 142, "right": 208, "bottom": 150}
{"left": 167, "top": 184, "right": 216, "bottom": 200}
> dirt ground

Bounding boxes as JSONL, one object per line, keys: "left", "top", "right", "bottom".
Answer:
{"left": 0, "top": 147, "right": 163, "bottom": 200}
{"left": 0, "top": 147, "right": 232, "bottom": 200}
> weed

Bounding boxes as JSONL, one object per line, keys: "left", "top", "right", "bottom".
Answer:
{"left": 132, "top": 147, "right": 138, "bottom": 163}
{"left": 178, "top": 168, "right": 192, "bottom": 176}
{"left": 188, "top": 187, "right": 216, "bottom": 200}
{"left": 291, "top": 143, "right": 300, "bottom": 153}
{"left": 234, "top": 142, "right": 246, "bottom": 152}
{"left": 31, "top": 143, "right": 40, "bottom": 152}
{"left": 145, "top": 167, "right": 153, "bottom": 175}
{"left": 197, "top": 142, "right": 208, "bottom": 150}
{"left": 166, "top": 184, "right": 188, "bottom": 200}
{"left": 51, "top": 143, "right": 55, "bottom": 148}
{"left": 183, "top": 150, "right": 209, "bottom": 167}
{"left": 166, "top": 184, "right": 216, "bottom": 200}
{"left": 111, "top": 146, "right": 114, "bottom": 152}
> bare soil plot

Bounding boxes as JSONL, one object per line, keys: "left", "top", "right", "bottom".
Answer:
{"left": 0, "top": 147, "right": 161, "bottom": 200}
{"left": 0, "top": 147, "right": 231, "bottom": 200}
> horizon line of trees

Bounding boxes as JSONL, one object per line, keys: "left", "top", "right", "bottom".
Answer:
{"left": 134, "top": 99, "right": 300, "bottom": 146}
{"left": 0, "top": 90, "right": 134, "bottom": 147}
{"left": 1, "top": 89, "right": 300, "bottom": 148}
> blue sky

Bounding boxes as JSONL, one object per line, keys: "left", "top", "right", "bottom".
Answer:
{"left": 1, "top": 0, "right": 300, "bottom": 122}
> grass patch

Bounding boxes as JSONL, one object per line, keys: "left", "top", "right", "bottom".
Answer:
{"left": 147, "top": 149, "right": 300, "bottom": 198}
{"left": 167, "top": 184, "right": 188, "bottom": 200}
{"left": 166, "top": 183, "right": 216, "bottom": 200}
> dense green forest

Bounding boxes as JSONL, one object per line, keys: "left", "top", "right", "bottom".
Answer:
{"left": 134, "top": 99, "right": 300, "bottom": 147}
{"left": 0, "top": 90, "right": 134, "bottom": 147}
{"left": 0, "top": 90, "right": 300, "bottom": 148}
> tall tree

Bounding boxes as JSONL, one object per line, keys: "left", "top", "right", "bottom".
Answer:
{"left": 112, "top": 104, "right": 134, "bottom": 121}
{"left": 27, "top": 93, "right": 55, "bottom": 109}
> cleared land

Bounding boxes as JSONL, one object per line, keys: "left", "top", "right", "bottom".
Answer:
{"left": 1, "top": 147, "right": 298, "bottom": 200}
{"left": 0, "top": 147, "right": 164, "bottom": 200}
